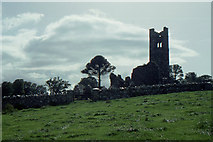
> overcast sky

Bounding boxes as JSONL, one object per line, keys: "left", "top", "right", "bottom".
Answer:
{"left": 1, "top": 2, "right": 211, "bottom": 88}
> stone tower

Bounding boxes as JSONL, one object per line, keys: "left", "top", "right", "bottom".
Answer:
{"left": 149, "top": 27, "right": 169, "bottom": 81}
{"left": 131, "top": 27, "right": 170, "bottom": 86}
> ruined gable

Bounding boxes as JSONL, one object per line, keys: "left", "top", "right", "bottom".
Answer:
{"left": 132, "top": 62, "right": 159, "bottom": 86}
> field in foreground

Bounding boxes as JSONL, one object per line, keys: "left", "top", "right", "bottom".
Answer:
{"left": 2, "top": 91, "right": 212, "bottom": 140}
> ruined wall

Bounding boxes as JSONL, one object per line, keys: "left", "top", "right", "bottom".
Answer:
{"left": 131, "top": 62, "right": 159, "bottom": 85}
{"left": 110, "top": 73, "right": 125, "bottom": 88}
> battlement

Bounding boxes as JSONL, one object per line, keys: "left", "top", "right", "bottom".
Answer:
{"left": 150, "top": 27, "right": 168, "bottom": 48}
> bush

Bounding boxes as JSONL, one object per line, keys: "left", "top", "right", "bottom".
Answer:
{"left": 3, "top": 103, "right": 15, "bottom": 114}
{"left": 14, "top": 103, "right": 26, "bottom": 110}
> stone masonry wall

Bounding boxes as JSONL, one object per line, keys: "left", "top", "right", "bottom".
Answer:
{"left": 92, "top": 83, "right": 213, "bottom": 101}
{"left": 2, "top": 92, "right": 74, "bottom": 110}
{"left": 2, "top": 83, "right": 212, "bottom": 110}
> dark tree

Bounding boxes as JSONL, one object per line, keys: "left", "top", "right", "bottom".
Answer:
{"left": 46, "top": 76, "right": 71, "bottom": 95}
{"left": 76, "top": 77, "right": 98, "bottom": 100}
{"left": 24, "top": 81, "right": 32, "bottom": 95}
{"left": 24, "top": 81, "right": 38, "bottom": 95}
{"left": 24, "top": 81, "right": 47, "bottom": 95}
{"left": 78, "top": 77, "right": 98, "bottom": 88}
{"left": 83, "top": 85, "right": 92, "bottom": 99}
{"left": 36, "top": 85, "right": 47, "bottom": 95}
{"left": 124, "top": 76, "right": 131, "bottom": 87}
{"left": 169, "top": 64, "right": 184, "bottom": 81}
{"left": 2, "top": 81, "right": 13, "bottom": 97}
{"left": 31, "top": 83, "right": 38, "bottom": 95}
{"left": 81, "top": 55, "right": 116, "bottom": 89}
{"left": 185, "top": 72, "right": 197, "bottom": 83}
{"left": 13, "top": 79, "right": 25, "bottom": 95}
{"left": 197, "top": 75, "right": 213, "bottom": 83}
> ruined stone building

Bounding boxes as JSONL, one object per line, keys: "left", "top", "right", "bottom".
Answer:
{"left": 131, "top": 27, "right": 170, "bottom": 86}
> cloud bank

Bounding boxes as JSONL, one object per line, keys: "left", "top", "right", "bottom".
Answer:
{"left": 2, "top": 9, "right": 198, "bottom": 88}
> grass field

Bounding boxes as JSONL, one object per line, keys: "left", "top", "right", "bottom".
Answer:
{"left": 2, "top": 91, "right": 212, "bottom": 140}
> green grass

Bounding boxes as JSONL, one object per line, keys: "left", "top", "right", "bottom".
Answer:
{"left": 2, "top": 91, "right": 212, "bottom": 140}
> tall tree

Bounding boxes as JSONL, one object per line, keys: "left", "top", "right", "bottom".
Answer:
{"left": 185, "top": 72, "right": 197, "bottom": 83}
{"left": 81, "top": 55, "right": 116, "bottom": 89}
{"left": 31, "top": 83, "right": 38, "bottom": 95}
{"left": 169, "top": 64, "right": 184, "bottom": 81}
{"left": 13, "top": 79, "right": 25, "bottom": 95}
{"left": 36, "top": 85, "right": 47, "bottom": 95}
{"left": 24, "top": 81, "right": 32, "bottom": 95}
{"left": 197, "top": 75, "right": 213, "bottom": 83}
{"left": 46, "top": 76, "right": 71, "bottom": 95}
{"left": 24, "top": 81, "right": 46, "bottom": 95}
{"left": 2, "top": 81, "right": 13, "bottom": 97}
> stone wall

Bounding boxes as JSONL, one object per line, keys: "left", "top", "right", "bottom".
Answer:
{"left": 92, "top": 83, "right": 213, "bottom": 101}
{"left": 2, "top": 83, "right": 212, "bottom": 110}
{"left": 2, "top": 92, "right": 74, "bottom": 110}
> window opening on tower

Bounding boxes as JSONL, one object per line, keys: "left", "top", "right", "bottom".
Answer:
{"left": 157, "top": 42, "right": 162, "bottom": 48}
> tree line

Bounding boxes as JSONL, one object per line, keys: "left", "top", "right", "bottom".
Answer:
{"left": 2, "top": 79, "right": 47, "bottom": 97}
{"left": 1, "top": 55, "right": 212, "bottom": 97}
{"left": 169, "top": 64, "right": 212, "bottom": 84}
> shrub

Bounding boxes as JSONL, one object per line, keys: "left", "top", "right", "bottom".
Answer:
{"left": 3, "top": 103, "right": 15, "bottom": 114}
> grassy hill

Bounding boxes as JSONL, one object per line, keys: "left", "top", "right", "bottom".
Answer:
{"left": 2, "top": 91, "right": 212, "bottom": 140}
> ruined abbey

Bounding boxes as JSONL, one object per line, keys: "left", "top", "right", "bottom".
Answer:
{"left": 131, "top": 27, "right": 170, "bottom": 85}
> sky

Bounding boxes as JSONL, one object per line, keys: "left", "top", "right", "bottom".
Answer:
{"left": 1, "top": 2, "right": 211, "bottom": 88}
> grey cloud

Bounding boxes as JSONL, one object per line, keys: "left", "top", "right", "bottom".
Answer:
{"left": 2, "top": 9, "right": 198, "bottom": 87}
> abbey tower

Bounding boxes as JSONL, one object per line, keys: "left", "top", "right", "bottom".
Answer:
{"left": 149, "top": 27, "right": 169, "bottom": 80}
{"left": 131, "top": 27, "right": 170, "bottom": 85}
